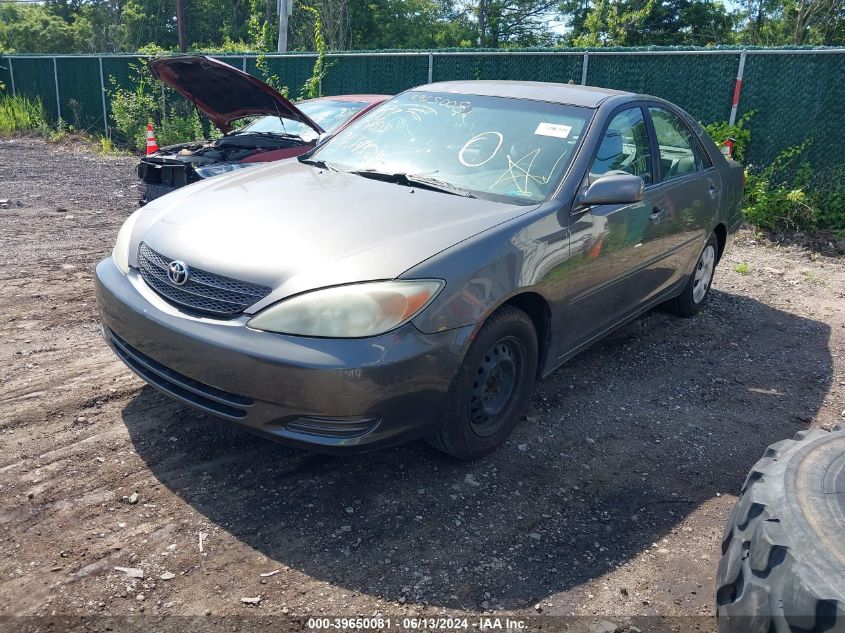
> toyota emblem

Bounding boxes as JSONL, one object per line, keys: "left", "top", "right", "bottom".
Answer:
{"left": 167, "top": 260, "right": 190, "bottom": 286}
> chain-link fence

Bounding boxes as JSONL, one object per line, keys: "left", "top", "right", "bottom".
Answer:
{"left": 1, "top": 47, "right": 843, "bottom": 200}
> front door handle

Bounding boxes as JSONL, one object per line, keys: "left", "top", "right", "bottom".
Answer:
{"left": 708, "top": 184, "right": 720, "bottom": 199}
{"left": 649, "top": 207, "right": 666, "bottom": 223}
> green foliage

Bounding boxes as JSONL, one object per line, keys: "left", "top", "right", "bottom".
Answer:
{"left": 108, "top": 58, "right": 203, "bottom": 150}
{"left": 698, "top": 115, "right": 842, "bottom": 233}
{"left": 254, "top": 53, "right": 289, "bottom": 97}
{"left": 564, "top": 0, "right": 736, "bottom": 46}
{"left": 0, "top": 94, "right": 49, "bottom": 136}
{"left": 346, "top": 0, "right": 477, "bottom": 49}
{"left": 99, "top": 136, "right": 115, "bottom": 153}
{"left": 0, "top": 3, "right": 94, "bottom": 53}
{"left": 737, "top": 0, "right": 845, "bottom": 45}
{"left": 743, "top": 176, "right": 817, "bottom": 231}
{"left": 572, "top": 0, "right": 657, "bottom": 46}
{"left": 810, "top": 166, "right": 845, "bottom": 231}
{"left": 299, "top": 4, "right": 327, "bottom": 99}
{"left": 733, "top": 262, "right": 750, "bottom": 274}
{"left": 702, "top": 110, "right": 754, "bottom": 163}
{"left": 0, "top": 0, "right": 843, "bottom": 53}
{"left": 743, "top": 140, "right": 820, "bottom": 232}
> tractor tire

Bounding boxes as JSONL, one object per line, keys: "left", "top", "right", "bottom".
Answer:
{"left": 716, "top": 425, "right": 845, "bottom": 633}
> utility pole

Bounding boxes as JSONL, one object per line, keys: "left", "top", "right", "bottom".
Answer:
{"left": 176, "top": 0, "right": 188, "bottom": 52}
{"left": 277, "top": 0, "right": 291, "bottom": 52}
{"left": 477, "top": 0, "right": 486, "bottom": 46}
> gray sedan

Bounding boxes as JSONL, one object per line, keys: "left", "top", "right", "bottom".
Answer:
{"left": 96, "top": 81, "right": 744, "bottom": 459}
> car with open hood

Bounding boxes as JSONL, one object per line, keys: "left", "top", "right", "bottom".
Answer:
{"left": 98, "top": 80, "right": 744, "bottom": 459}
{"left": 137, "top": 55, "right": 388, "bottom": 203}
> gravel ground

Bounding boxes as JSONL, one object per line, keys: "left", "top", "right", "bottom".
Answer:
{"left": 1, "top": 137, "right": 844, "bottom": 632}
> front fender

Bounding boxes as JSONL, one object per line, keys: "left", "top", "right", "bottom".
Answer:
{"left": 406, "top": 201, "right": 568, "bottom": 335}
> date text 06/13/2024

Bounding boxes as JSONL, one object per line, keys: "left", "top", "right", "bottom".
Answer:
{"left": 306, "top": 617, "right": 529, "bottom": 630}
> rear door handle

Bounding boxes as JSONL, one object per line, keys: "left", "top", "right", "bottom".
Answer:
{"left": 708, "top": 184, "right": 720, "bottom": 199}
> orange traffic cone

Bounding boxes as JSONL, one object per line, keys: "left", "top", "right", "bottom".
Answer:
{"left": 145, "top": 123, "right": 159, "bottom": 155}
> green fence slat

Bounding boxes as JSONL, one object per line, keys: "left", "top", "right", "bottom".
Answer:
{"left": 321, "top": 55, "right": 429, "bottom": 96}
{"left": 101, "top": 56, "right": 146, "bottom": 93}
{"left": 586, "top": 53, "right": 739, "bottom": 124}
{"left": 245, "top": 55, "right": 317, "bottom": 99}
{"left": 55, "top": 57, "right": 105, "bottom": 132}
{"left": 433, "top": 53, "right": 583, "bottom": 85}
{"left": 0, "top": 57, "right": 12, "bottom": 94}
{"left": 8, "top": 57, "right": 59, "bottom": 121}
{"left": 740, "top": 52, "right": 845, "bottom": 169}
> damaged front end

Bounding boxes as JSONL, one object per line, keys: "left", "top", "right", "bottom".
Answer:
{"left": 137, "top": 134, "right": 309, "bottom": 204}
{"left": 138, "top": 55, "right": 324, "bottom": 204}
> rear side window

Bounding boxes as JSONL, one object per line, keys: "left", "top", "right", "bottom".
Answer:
{"left": 589, "top": 107, "right": 653, "bottom": 186}
{"left": 649, "top": 107, "right": 709, "bottom": 181}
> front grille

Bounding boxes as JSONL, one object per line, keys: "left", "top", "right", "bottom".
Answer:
{"left": 108, "top": 328, "right": 253, "bottom": 420}
{"left": 137, "top": 242, "right": 272, "bottom": 316}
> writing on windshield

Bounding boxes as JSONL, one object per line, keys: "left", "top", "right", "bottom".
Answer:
{"left": 312, "top": 91, "right": 591, "bottom": 203}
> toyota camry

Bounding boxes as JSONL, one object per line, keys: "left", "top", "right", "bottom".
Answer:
{"left": 96, "top": 80, "right": 744, "bottom": 459}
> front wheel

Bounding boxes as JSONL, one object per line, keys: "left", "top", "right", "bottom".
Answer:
{"left": 426, "top": 305, "right": 538, "bottom": 460}
{"left": 665, "top": 233, "right": 719, "bottom": 318}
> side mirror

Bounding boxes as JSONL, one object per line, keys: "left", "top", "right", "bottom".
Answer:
{"left": 576, "top": 173, "right": 644, "bottom": 209}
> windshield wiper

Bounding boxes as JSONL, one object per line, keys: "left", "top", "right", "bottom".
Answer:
{"left": 351, "top": 169, "right": 477, "bottom": 198}
{"left": 230, "top": 130, "right": 306, "bottom": 143}
{"left": 298, "top": 157, "right": 346, "bottom": 172}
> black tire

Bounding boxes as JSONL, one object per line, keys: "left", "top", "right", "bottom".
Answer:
{"left": 716, "top": 425, "right": 845, "bottom": 633}
{"left": 426, "top": 305, "right": 538, "bottom": 460}
{"left": 665, "top": 233, "right": 719, "bottom": 317}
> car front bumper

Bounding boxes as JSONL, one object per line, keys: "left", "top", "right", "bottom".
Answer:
{"left": 95, "top": 257, "right": 473, "bottom": 452}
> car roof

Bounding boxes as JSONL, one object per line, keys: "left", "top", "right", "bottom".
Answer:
{"left": 410, "top": 81, "right": 635, "bottom": 108}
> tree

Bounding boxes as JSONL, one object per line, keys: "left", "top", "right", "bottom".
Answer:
{"left": 343, "top": 0, "right": 474, "bottom": 49}
{"left": 475, "top": 0, "right": 561, "bottom": 46}
{"left": 563, "top": 0, "right": 736, "bottom": 46}
{"left": 739, "top": 0, "right": 845, "bottom": 44}
{"left": 0, "top": 3, "right": 94, "bottom": 53}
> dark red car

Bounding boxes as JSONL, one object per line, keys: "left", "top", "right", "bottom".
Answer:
{"left": 137, "top": 55, "right": 389, "bottom": 203}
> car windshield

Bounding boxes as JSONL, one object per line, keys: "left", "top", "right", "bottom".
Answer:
{"left": 308, "top": 91, "right": 591, "bottom": 203}
{"left": 238, "top": 99, "right": 374, "bottom": 141}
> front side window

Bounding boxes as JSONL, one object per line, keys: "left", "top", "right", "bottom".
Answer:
{"left": 309, "top": 91, "right": 592, "bottom": 203}
{"left": 649, "top": 107, "right": 708, "bottom": 181}
{"left": 589, "top": 107, "right": 652, "bottom": 186}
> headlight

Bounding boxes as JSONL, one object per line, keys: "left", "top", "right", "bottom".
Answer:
{"left": 112, "top": 210, "right": 141, "bottom": 274}
{"left": 194, "top": 162, "right": 257, "bottom": 179}
{"left": 247, "top": 280, "right": 444, "bottom": 338}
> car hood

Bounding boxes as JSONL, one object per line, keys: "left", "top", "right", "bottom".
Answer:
{"left": 130, "top": 161, "right": 534, "bottom": 314}
{"left": 148, "top": 56, "right": 323, "bottom": 135}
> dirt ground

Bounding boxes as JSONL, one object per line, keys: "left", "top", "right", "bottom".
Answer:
{"left": 1, "top": 137, "right": 844, "bottom": 632}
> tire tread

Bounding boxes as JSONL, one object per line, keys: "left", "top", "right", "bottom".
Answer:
{"left": 716, "top": 428, "right": 845, "bottom": 633}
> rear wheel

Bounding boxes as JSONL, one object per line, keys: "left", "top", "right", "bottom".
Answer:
{"left": 665, "top": 233, "right": 719, "bottom": 317}
{"left": 427, "top": 305, "right": 538, "bottom": 460}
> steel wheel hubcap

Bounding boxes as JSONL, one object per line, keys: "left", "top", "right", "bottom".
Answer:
{"left": 470, "top": 338, "right": 519, "bottom": 436}
{"left": 693, "top": 244, "right": 716, "bottom": 304}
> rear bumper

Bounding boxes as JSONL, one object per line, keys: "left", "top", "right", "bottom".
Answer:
{"left": 95, "top": 257, "right": 472, "bottom": 452}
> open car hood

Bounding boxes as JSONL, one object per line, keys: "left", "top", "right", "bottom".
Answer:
{"left": 148, "top": 55, "right": 324, "bottom": 135}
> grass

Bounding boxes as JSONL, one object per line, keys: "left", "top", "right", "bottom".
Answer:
{"left": 802, "top": 270, "right": 826, "bottom": 286}
{"left": 733, "top": 262, "right": 750, "bottom": 274}
{"left": 0, "top": 94, "right": 49, "bottom": 136}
